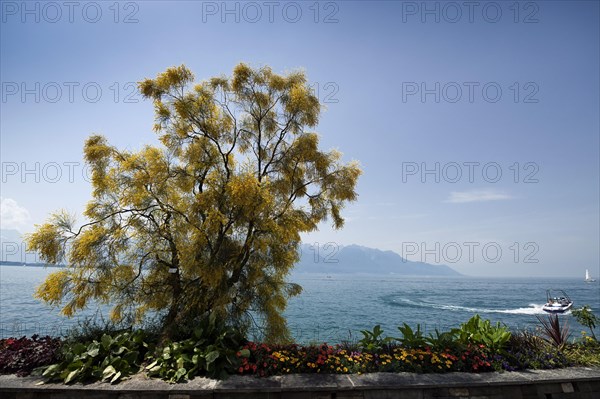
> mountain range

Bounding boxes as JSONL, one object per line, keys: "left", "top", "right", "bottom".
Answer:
{"left": 0, "top": 229, "right": 461, "bottom": 276}
{"left": 294, "top": 243, "right": 461, "bottom": 276}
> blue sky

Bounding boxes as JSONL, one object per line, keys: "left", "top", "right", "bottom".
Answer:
{"left": 1, "top": 0, "right": 598, "bottom": 277}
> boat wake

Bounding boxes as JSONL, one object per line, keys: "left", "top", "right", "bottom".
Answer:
{"left": 387, "top": 297, "right": 548, "bottom": 315}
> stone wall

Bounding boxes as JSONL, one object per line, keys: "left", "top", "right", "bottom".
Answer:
{"left": 1, "top": 367, "right": 599, "bottom": 399}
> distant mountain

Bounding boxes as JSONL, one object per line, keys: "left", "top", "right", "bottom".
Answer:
{"left": 295, "top": 244, "right": 461, "bottom": 276}
{"left": 0, "top": 229, "right": 461, "bottom": 275}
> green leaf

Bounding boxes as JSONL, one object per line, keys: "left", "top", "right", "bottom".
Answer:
{"left": 66, "top": 360, "right": 83, "bottom": 371}
{"left": 110, "top": 371, "right": 122, "bottom": 383}
{"left": 149, "top": 365, "right": 161, "bottom": 373}
{"left": 187, "top": 365, "right": 198, "bottom": 378}
{"left": 113, "top": 346, "right": 127, "bottom": 355}
{"left": 87, "top": 347, "right": 100, "bottom": 357}
{"left": 145, "top": 360, "right": 158, "bottom": 370}
{"left": 206, "top": 350, "right": 219, "bottom": 365}
{"left": 123, "top": 350, "right": 139, "bottom": 364}
{"left": 42, "top": 364, "right": 61, "bottom": 377}
{"left": 175, "top": 367, "right": 187, "bottom": 381}
{"left": 64, "top": 369, "right": 80, "bottom": 384}
{"left": 102, "top": 365, "right": 117, "bottom": 381}
{"left": 101, "top": 334, "right": 113, "bottom": 350}
{"left": 162, "top": 346, "right": 171, "bottom": 360}
{"left": 71, "top": 343, "right": 87, "bottom": 355}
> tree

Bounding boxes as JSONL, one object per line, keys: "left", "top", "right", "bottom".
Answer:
{"left": 572, "top": 305, "right": 598, "bottom": 340}
{"left": 27, "top": 64, "right": 361, "bottom": 342}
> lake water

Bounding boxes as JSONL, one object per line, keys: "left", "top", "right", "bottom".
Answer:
{"left": 1, "top": 266, "right": 599, "bottom": 343}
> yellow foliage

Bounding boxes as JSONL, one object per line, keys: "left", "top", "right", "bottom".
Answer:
{"left": 31, "top": 63, "right": 361, "bottom": 341}
{"left": 35, "top": 269, "right": 69, "bottom": 305}
{"left": 25, "top": 223, "right": 63, "bottom": 264}
{"left": 110, "top": 304, "right": 124, "bottom": 322}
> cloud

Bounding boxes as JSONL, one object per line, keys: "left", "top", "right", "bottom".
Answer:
{"left": 445, "top": 190, "right": 513, "bottom": 204}
{"left": 0, "top": 197, "right": 31, "bottom": 230}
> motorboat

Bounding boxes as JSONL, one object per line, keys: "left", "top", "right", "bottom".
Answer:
{"left": 585, "top": 269, "right": 596, "bottom": 282}
{"left": 542, "top": 290, "right": 573, "bottom": 313}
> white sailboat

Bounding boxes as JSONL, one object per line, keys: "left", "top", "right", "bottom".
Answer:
{"left": 585, "top": 269, "right": 596, "bottom": 282}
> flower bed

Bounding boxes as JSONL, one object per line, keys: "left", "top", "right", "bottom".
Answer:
{"left": 234, "top": 341, "right": 567, "bottom": 377}
{"left": 0, "top": 335, "right": 62, "bottom": 376}
{"left": 1, "top": 314, "right": 598, "bottom": 384}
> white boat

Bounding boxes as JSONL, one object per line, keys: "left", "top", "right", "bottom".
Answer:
{"left": 585, "top": 269, "right": 596, "bottom": 282}
{"left": 542, "top": 289, "right": 573, "bottom": 313}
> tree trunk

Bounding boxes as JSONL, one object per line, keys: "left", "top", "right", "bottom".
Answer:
{"left": 159, "top": 271, "right": 182, "bottom": 344}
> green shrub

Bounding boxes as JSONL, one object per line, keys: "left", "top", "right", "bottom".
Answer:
{"left": 426, "top": 328, "right": 462, "bottom": 352}
{"left": 564, "top": 337, "right": 600, "bottom": 366}
{"left": 145, "top": 314, "right": 243, "bottom": 382}
{"left": 572, "top": 306, "right": 598, "bottom": 340}
{"left": 452, "top": 315, "right": 511, "bottom": 354}
{"left": 41, "top": 330, "right": 150, "bottom": 384}
{"left": 396, "top": 323, "right": 427, "bottom": 349}
{"left": 358, "top": 325, "right": 393, "bottom": 352}
{"left": 27, "top": 314, "right": 589, "bottom": 383}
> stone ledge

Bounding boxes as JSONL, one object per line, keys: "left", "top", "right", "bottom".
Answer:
{"left": 0, "top": 367, "right": 599, "bottom": 399}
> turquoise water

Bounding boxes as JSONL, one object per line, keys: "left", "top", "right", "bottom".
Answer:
{"left": 284, "top": 275, "right": 600, "bottom": 343}
{"left": 1, "top": 266, "right": 599, "bottom": 343}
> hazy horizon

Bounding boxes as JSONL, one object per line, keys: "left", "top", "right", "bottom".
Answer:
{"left": 1, "top": 227, "right": 597, "bottom": 279}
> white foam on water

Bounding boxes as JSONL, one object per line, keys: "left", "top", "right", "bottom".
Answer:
{"left": 495, "top": 304, "right": 547, "bottom": 315}
{"left": 391, "top": 297, "right": 548, "bottom": 315}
